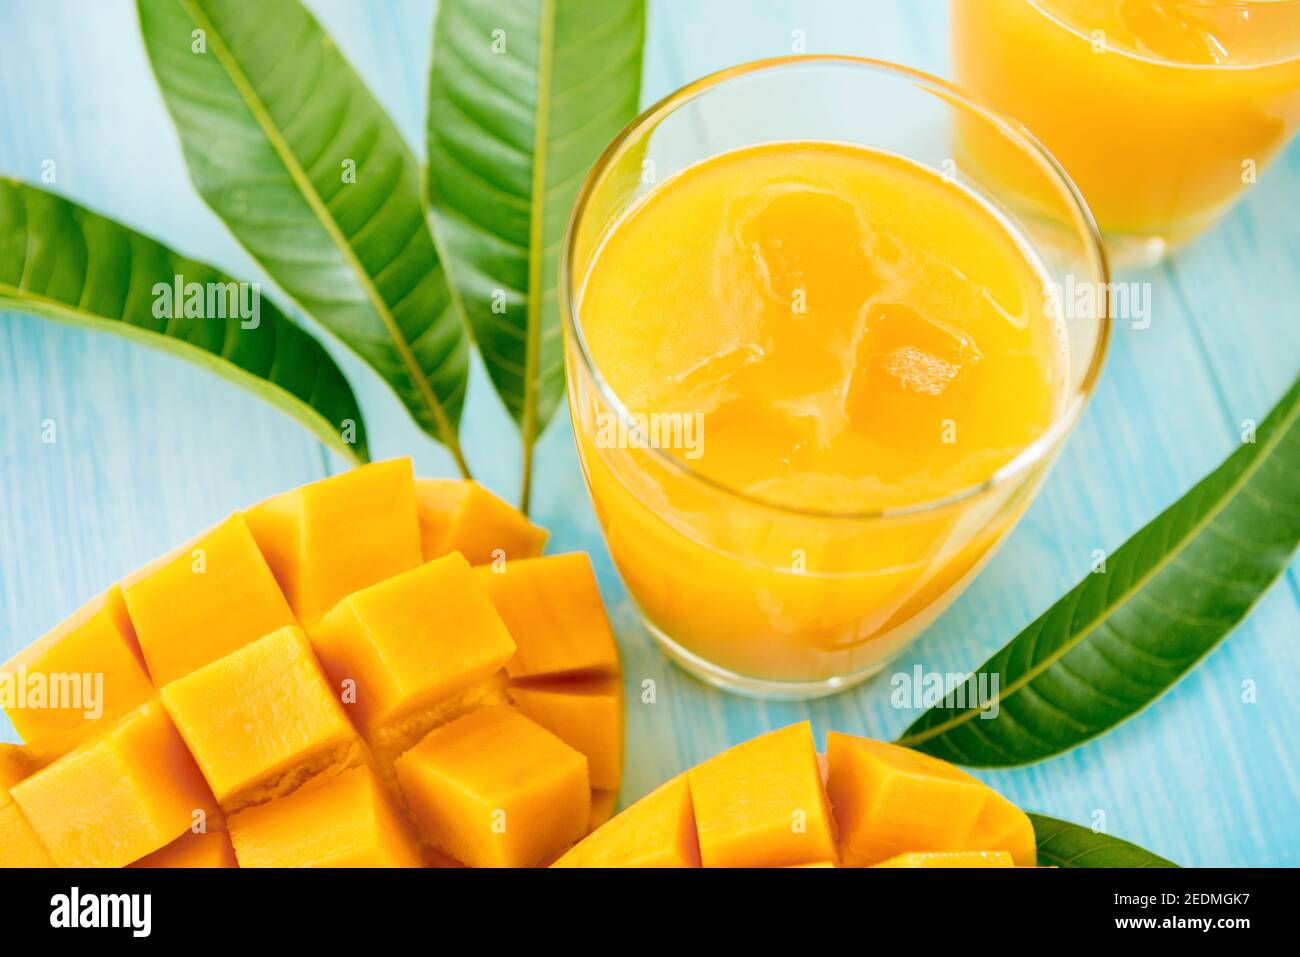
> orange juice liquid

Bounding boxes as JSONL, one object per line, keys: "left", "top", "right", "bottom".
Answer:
{"left": 954, "top": 0, "right": 1300, "bottom": 247}
{"left": 571, "top": 142, "right": 1068, "bottom": 687}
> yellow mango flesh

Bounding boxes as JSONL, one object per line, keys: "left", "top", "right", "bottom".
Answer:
{"left": 228, "top": 764, "right": 420, "bottom": 868}
{"left": 122, "top": 515, "right": 297, "bottom": 685}
{"left": 689, "top": 722, "right": 838, "bottom": 868}
{"left": 506, "top": 677, "right": 623, "bottom": 790}
{"left": 1, "top": 745, "right": 54, "bottom": 865}
{"left": 309, "top": 553, "right": 516, "bottom": 740}
{"left": 874, "top": 851, "right": 1014, "bottom": 868}
{"left": 245, "top": 458, "right": 422, "bottom": 625}
{"left": 415, "top": 478, "right": 548, "bottom": 565}
{"left": 160, "top": 626, "right": 360, "bottom": 812}
{"left": 588, "top": 789, "right": 619, "bottom": 831}
{"left": 477, "top": 553, "right": 620, "bottom": 679}
{"left": 131, "top": 827, "right": 238, "bottom": 868}
{"left": 0, "top": 803, "right": 54, "bottom": 867}
{"left": 395, "top": 705, "right": 589, "bottom": 868}
{"left": 825, "top": 733, "right": 1036, "bottom": 867}
{"left": 553, "top": 774, "right": 700, "bottom": 868}
{"left": 2, "top": 587, "right": 154, "bottom": 751}
{"left": 10, "top": 701, "right": 212, "bottom": 868}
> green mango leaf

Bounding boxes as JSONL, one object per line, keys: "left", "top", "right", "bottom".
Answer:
{"left": 137, "top": 0, "right": 470, "bottom": 473}
{"left": 426, "top": 0, "right": 646, "bottom": 509}
{"left": 1030, "top": 814, "right": 1178, "bottom": 868}
{"left": 0, "top": 178, "right": 367, "bottom": 461}
{"left": 898, "top": 373, "right": 1300, "bottom": 766}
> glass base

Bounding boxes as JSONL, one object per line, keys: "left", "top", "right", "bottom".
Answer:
{"left": 1104, "top": 231, "right": 1169, "bottom": 269}
{"left": 643, "top": 619, "right": 890, "bottom": 701}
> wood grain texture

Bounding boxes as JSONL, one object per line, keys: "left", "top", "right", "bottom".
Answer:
{"left": 0, "top": 0, "right": 1296, "bottom": 866}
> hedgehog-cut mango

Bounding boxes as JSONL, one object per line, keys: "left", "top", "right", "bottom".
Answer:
{"left": 555, "top": 724, "right": 1036, "bottom": 868}
{"left": 0, "top": 459, "right": 626, "bottom": 868}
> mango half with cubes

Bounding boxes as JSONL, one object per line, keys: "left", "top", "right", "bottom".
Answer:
{"left": 0, "top": 459, "right": 623, "bottom": 868}
{"left": 554, "top": 723, "right": 1035, "bottom": 868}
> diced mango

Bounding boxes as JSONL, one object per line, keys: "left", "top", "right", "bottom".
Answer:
{"left": 553, "top": 775, "right": 700, "bottom": 868}
{"left": 0, "top": 803, "right": 54, "bottom": 867}
{"left": 309, "top": 553, "right": 515, "bottom": 748}
{"left": 245, "top": 459, "right": 422, "bottom": 624}
{"left": 10, "top": 701, "right": 211, "bottom": 867}
{"left": 395, "top": 706, "right": 589, "bottom": 868}
{"left": 121, "top": 515, "right": 296, "bottom": 685}
{"left": 788, "top": 861, "right": 837, "bottom": 868}
{"left": 825, "top": 734, "right": 1035, "bottom": 866}
{"left": 1, "top": 746, "right": 55, "bottom": 866}
{"left": 1, "top": 588, "right": 154, "bottom": 750}
{"left": 874, "top": 851, "right": 1015, "bottom": 868}
{"left": 228, "top": 765, "right": 420, "bottom": 868}
{"left": 477, "top": 554, "right": 619, "bottom": 679}
{"left": 588, "top": 789, "right": 619, "bottom": 831}
{"left": 416, "top": 478, "right": 548, "bottom": 565}
{"left": 972, "top": 791, "right": 1038, "bottom": 868}
{"left": 131, "top": 828, "right": 238, "bottom": 868}
{"left": 160, "top": 626, "right": 361, "bottom": 812}
{"left": 688, "top": 722, "right": 838, "bottom": 868}
{"left": 506, "top": 677, "right": 623, "bottom": 790}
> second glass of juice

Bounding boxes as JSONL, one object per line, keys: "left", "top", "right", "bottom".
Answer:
{"left": 953, "top": 0, "right": 1300, "bottom": 263}
{"left": 563, "top": 57, "right": 1110, "bottom": 699}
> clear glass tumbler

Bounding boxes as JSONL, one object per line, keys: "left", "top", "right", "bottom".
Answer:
{"left": 952, "top": 0, "right": 1300, "bottom": 265}
{"left": 562, "top": 56, "right": 1110, "bottom": 699}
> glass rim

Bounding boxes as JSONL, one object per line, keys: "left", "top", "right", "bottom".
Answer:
{"left": 1024, "top": 0, "right": 1300, "bottom": 71}
{"left": 560, "top": 54, "right": 1112, "bottom": 523}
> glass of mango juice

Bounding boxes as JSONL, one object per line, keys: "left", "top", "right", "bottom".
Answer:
{"left": 562, "top": 57, "right": 1110, "bottom": 699}
{"left": 953, "top": 0, "right": 1300, "bottom": 264}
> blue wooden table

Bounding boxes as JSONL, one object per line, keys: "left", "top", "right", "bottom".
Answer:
{"left": 2, "top": 0, "right": 1297, "bottom": 867}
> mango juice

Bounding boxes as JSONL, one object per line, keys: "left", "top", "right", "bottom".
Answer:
{"left": 567, "top": 142, "right": 1070, "bottom": 689}
{"left": 953, "top": 0, "right": 1300, "bottom": 251}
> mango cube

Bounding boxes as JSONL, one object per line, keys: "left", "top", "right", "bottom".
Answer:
{"left": 122, "top": 514, "right": 296, "bottom": 684}
{"left": 395, "top": 706, "right": 589, "bottom": 868}
{"left": 553, "top": 775, "right": 699, "bottom": 868}
{"left": 131, "top": 828, "right": 238, "bottom": 868}
{"left": 688, "top": 722, "right": 838, "bottom": 868}
{"left": 2, "top": 587, "right": 154, "bottom": 751}
{"left": 1, "top": 744, "right": 54, "bottom": 867}
{"left": 588, "top": 789, "right": 619, "bottom": 832}
{"left": 0, "top": 803, "right": 54, "bottom": 867}
{"left": 160, "top": 626, "right": 360, "bottom": 811}
{"left": 507, "top": 677, "right": 623, "bottom": 790}
{"left": 10, "top": 701, "right": 212, "bottom": 867}
{"left": 245, "top": 459, "right": 422, "bottom": 624}
{"left": 416, "top": 478, "right": 548, "bottom": 565}
{"left": 825, "top": 734, "right": 1035, "bottom": 866}
{"left": 874, "top": 851, "right": 1014, "bottom": 868}
{"left": 228, "top": 765, "right": 420, "bottom": 868}
{"left": 309, "top": 553, "right": 515, "bottom": 748}
{"left": 477, "top": 554, "right": 619, "bottom": 679}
